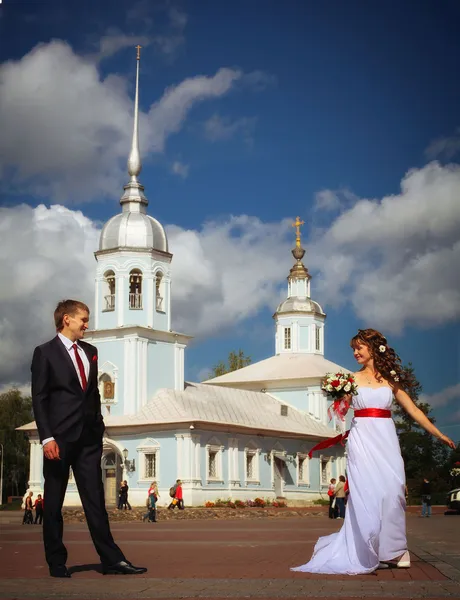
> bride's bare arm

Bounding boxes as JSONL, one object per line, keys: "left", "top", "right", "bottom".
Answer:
{"left": 393, "top": 386, "right": 455, "bottom": 449}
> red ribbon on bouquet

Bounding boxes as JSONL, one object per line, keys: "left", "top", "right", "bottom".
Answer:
{"left": 327, "top": 397, "right": 351, "bottom": 423}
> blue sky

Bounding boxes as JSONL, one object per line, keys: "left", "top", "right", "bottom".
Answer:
{"left": 0, "top": 0, "right": 459, "bottom": 440}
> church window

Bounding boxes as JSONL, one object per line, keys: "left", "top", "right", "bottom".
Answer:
{"left": 320, "top": 456, "right": 331, "bottom": 486}
{"left": 246, "top": 454, "right": 254, "bottom": 479}
{"left": 297, "top": 454, "right": 309, "bottom": 485}
{"left": 129, "top": 269, "right": 143, "bottom": 309}
{"left": 102, "top": 270, "right": 116, "bottom": 311}
{"left": 284, "top": 327, "right": 291, "bottom": 350}
{"left": 315, "top": 326, "right": 321, "bottom": 351}
{"left": 137, "top": 439, "right": 161, "bottom": 483}
{"left": 155, "top": 272, "right": 165, "bottom": 312}
{"left": 208, "top": 451, "right": 217, "bottom": 477}
{"left": 144, "top": 453, "right": 156, "bottom": 479}
{"left": 244, "top": 442, "right": 260, "bottom": 483}
{"left": 206, "top": 438, "right": 223, "bottom": 481}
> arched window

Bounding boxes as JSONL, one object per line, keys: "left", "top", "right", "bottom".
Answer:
{"left": 155, "top": 272, "right": 165, "bottom": 312}
{"left": 129, "top": 269, "right": 143, "bottom": 309}
{"left": 102, "top": 270, "right": 116, "bottom": 312}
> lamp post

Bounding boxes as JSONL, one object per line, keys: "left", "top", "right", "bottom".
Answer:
{"left": 122, "top": 448, "right": 135, "bottom": 472}
{"left": 0, "top": 443, "right": 4, "bottom": 506}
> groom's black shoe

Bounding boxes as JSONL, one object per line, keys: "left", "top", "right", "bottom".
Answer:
{"left": 49, "top": 565, "right": 71, "bottom": 578}
{"left": 102, "top": 560, "right": 147, "bottom": 575}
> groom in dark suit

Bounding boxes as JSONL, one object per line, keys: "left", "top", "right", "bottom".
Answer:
{"left": 31, "top": 299, "right": 147, "bottom": 578}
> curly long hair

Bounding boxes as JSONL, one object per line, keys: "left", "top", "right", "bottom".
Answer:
{"left": 350, "top": 328, "right": 412, "bottom": 392}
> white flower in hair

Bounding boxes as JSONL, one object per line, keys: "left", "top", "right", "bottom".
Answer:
{"left": 394, "top": 376, "right": 400, "bottom": 382}
{"left": 379, "top": 345, "right": 386, "bottom": 353}
{"left": 390, "top": 370, "right": 396, "bottom": 377}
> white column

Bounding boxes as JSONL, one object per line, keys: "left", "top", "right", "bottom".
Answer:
{"left": 124, "top": 337, "right": 135, "bottom": 414}
{"left": 141, "top": 339, "right": 148, "bottom": 407}
{"left": 292, "top": 320, "right": 299, "bottom": 352}
{"left": 94, "top": 277, "right": 100, "bottom": 329}
{"left": 192, "top": 435, "right": 201, "bottom": 481}
{"left": 147, "top": 277, "right": 154, "bottom": 328}
{"left": 117, "top": 276, "right": 125, "bottom": 327}
{"left": 175, "top": 434, "right": 183, "bottom": 478}
{"left": 166, "top": 279, "right": 171, "bottom": 331}
{"left": 28, "top": 441, "right": 36, "bottom": 486}
{"left": 174, "top": 344, "right": 185, "bottom": 391}
{"left": 182, "top": 434, "right": 192, "bottom": 482}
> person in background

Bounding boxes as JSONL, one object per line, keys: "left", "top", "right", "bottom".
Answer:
{"left": 420, "top": 478, "right": 432, "bottom": 518}
{"left": 23, "top": 491, "right": 34, "bottom": 525}
{"left": 328, "top": 478, "right": 337, "bottom": 519}
{"left": 119, "top": 481, "right": 132, "bottom": 510}
{"left": 34, "top": 494, "right": 44, "bottom": 525}
{"left": 168, "top": 479, "right": 184, "bottom": 510}
{"left": 334, "top": 475, "right": 346, "bottom": 519}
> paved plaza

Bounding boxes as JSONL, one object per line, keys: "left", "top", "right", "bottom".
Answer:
{"left": 0, "top": 510, "right": 459, "bottom": 599}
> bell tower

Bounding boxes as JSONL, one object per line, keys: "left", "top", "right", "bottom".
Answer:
{"left": 273, "top": 217, "right": 326, "bottom": 355}
{"left": 85, "top": 48, "right": 191, "bottom": 417}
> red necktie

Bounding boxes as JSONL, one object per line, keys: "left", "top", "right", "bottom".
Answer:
{"left": 72, "top": 344, "right": 87, "bottom": 391}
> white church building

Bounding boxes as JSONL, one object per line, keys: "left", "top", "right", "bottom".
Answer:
{"left": 21, "top": 52, "right": 349, "bottom": 507}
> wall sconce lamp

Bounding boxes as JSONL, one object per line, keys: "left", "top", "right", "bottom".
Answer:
{"left": 122, "top": 448, "right": 135, "bottom": 472}
{"left": 264, "top": 452, "right": 271, "bottom": 462}
{"left": 286, "top": 454, "right": 297, "bottom": 465}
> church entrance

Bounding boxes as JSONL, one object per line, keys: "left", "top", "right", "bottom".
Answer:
{"left": 102, "top": 452, "right": 122, "bottom": 506}
{"left": 273, "top": 456, "right": 285, "bottom": 497}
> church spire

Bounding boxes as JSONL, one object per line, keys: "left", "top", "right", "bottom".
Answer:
{"left": 289, "top": 216, "right": 310, "bottom": 283}
{"left": 120, "top": 46, "right": 148, "bottom": 213}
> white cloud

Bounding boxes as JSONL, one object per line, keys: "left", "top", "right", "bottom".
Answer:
{"left": 0, "top": 40, "right": 244, "bottom": 203}
{"left": 203, "top": 114, "right": 257, "bottom": 143}
{"left": 310, "top": 161, "right": 460, "bottom": 333}
{"left": 0, "top": 204, "right": 99, "bottom": 387}
{"left": 0, "top": 205, "right": 293, "bottom": 387}
{"left": 420, "top": 383, "right": 460, "bottom": 409}
{"left": 314, "top": 188, "right": 358, "bottom": 212}
{"left": 171, "top": 161, "right": 189, "bottom": 178}
{"left": 425, "top": 128, "right": 460, "bottom": 160}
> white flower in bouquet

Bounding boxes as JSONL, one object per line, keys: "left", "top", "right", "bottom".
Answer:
{"left": 344, "top": 382, "right": 351, "bottom": 392}
{"left": 326, "top": 384, "right": 334, "bottom": 392}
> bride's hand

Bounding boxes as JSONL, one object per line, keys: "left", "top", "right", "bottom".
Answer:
{"left": 439, "top": 433, "right": 456, "bottom": 449}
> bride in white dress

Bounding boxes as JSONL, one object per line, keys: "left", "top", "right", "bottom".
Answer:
{"left": 292, "top": 328, "right": 455, "bottom": 576}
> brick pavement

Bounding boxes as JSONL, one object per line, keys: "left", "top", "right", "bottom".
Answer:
{"left": 0, "top": 512, "right": 459, "bottom": 599}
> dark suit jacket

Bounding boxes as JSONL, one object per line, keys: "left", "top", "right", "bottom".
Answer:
{"left": 31, "top": 336, "right": 105, "bottom": 444}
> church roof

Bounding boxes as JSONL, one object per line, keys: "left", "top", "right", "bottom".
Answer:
{"left": 205, "top": 352, "right": 350, "bottom": 386}
{"left": 104, "top": 382, "right": 333, "bottom": 439}
{"left": 18, "top": 381, "right": 333, "bottom": 439}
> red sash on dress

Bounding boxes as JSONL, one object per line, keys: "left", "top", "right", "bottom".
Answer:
{"left": 307, "top": 408, "right": 392, "bottom": 458}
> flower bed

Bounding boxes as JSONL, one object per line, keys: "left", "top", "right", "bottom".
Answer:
{"left": 205, "top": 497, "right": 287, "bottom": 509}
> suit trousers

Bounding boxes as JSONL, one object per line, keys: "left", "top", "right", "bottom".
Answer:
{"left": 43, "top": 437, "right": 125, "bottom": 568}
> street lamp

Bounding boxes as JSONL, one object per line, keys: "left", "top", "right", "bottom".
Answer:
{"left": 122, "top": 448, "right": 135, "bottom": 472}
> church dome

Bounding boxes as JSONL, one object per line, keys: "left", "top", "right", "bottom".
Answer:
{"left": 99, "top": 212, "right": 168, "bottom": 252}
{"left": 275, "top": 296, "right": 325, "bottom": 316}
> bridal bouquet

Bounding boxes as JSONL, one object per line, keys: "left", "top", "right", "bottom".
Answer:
{"left": 322, "top": 372, "right": 358, "bottom": 432}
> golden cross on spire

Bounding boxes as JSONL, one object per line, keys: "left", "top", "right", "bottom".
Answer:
{"left": 136, "top": 45, "right": 142, "bottom": 60}
{"left": 292, "top": 216, "right": 305, "bottom": 248}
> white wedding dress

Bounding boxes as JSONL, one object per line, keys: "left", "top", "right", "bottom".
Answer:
{"left": 292, "top": 386, "right": 407, "bottom": 575}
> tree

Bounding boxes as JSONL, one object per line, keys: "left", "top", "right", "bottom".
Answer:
{"left": 393, "top": 363, "right": 450, "bottom": 494}
{"left": 210, "top": 350, "right": 252, "bottom": 378}
{"left": 0, "top": 389, "right": 33, "bottom": 501}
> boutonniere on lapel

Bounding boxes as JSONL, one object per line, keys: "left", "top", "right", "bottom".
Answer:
{"left": 92, "top": 355, "right": 98, "bottom": 363}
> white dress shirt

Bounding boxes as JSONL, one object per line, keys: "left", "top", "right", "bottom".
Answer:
{"left": 42, "top": 334, "right": 91, "bottom": 447}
